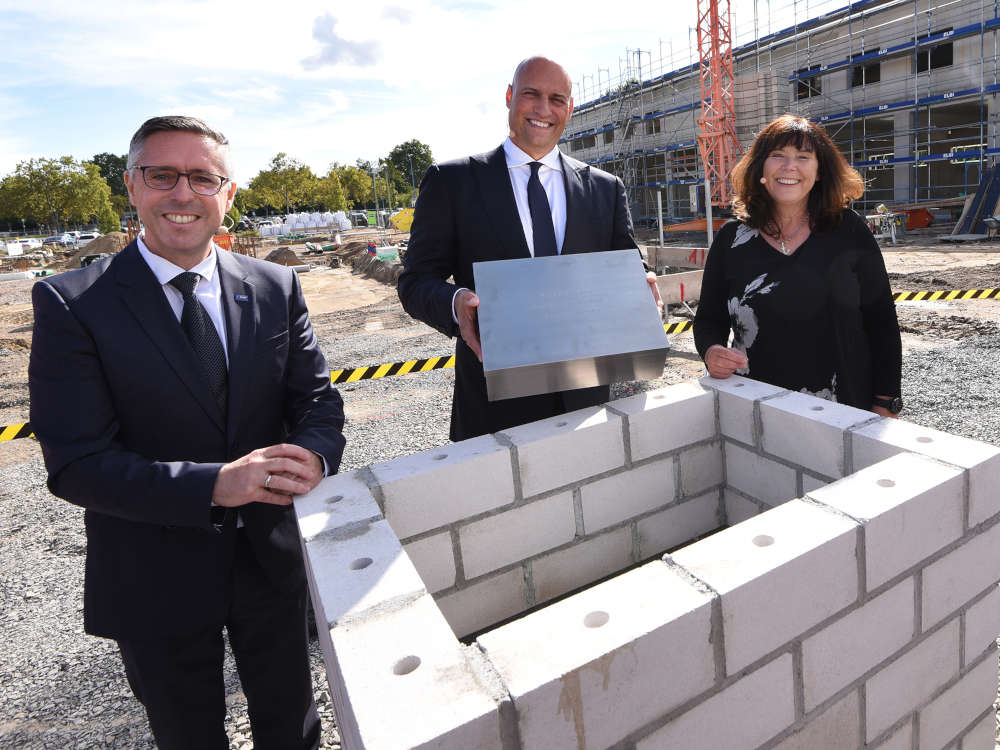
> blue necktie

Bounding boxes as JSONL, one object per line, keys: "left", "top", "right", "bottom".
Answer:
{"left": 527, "top": 162, "right": 558, "bottom": 257}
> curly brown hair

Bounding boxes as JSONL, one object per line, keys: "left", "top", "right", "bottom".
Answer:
{"left": 730, "top": 114, "right": 864, "bottom": 234}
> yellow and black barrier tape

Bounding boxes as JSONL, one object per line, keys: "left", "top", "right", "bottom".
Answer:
{"left": 892, "top": 288, "right": 998, "bottom": 302}
{"left": 1, "top": 289, "right": 995, "bottom": 443}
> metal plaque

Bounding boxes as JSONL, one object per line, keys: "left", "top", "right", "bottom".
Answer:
{"left": 473, "top": 249, "right": 670, "bottom": 401}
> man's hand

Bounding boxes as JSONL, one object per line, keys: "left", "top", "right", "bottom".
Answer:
{"left": 704, "top": 344, "right": 749, "bottom": 379}
{"left": 212, "top": 444, "right": 324, "bottom": 507}
{"left": 646, "top": 271, "right": 664, "bottom": 316}
{"left": 454, "top": 288, "right": 483, "bottom": 362}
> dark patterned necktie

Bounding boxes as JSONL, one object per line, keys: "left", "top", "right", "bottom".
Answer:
{"left": 169, "top": 272, "right": 228, "bottom": 412}
{"left": 527, "top": 161, "right": 558, "bottom": 257}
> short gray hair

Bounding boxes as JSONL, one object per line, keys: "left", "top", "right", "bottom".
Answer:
{"left": 127, "top": 116, "right": 233, "bottom": 176}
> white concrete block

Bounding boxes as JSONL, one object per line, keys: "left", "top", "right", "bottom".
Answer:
{"left": 635, "top": 653, "right": 795, "bottom": 750}
{"left": 807, "top": 452, "right": 964, "bottom": 590}
{"left": 503, "top": 407, "right": 625, "bottom": 498}
{"left": 964, "top": 585, "right": 1000, "bottom": 662}
{"left": 771, "top": 690, "right": 860, "bottom": 750}
{"left": 957, "top": 709, "right": 994, "bottom": 750}
{"left": 479, "top": 562, "right": 715, "bottom": 750}
{"left": 328, "top": 594, "right": 502, "bottom": 749}
{"left": 870, "top": 722, "right": 911, "bottom": 750}
{"left": 679, "top": 441, "right": 724, "bottom": 497}
{"left": 459, "top": 492, "right": 576, "bottom": 579}
{"left": 404, "top": 532, "right": 456, "bottom": 594}
{"left": 435, "top": 567, "right": 526, "bottom": 639}
{"left": 801, "top": 473, "right": 829, "bottom": 495}
{"left": 700, "top": 373, "right": 787, "bottom": 446}
{"left": 579, "top": 457, "right": 674, "bottom": 533}
{"left": 724, "top": 489, "right": 760, "bottom": 525}
{"left": 922, "top": 521, "right": 1000, "bottom": 630}
{"left": 865, "top": 619, "right": 960, "bottom": 742}
{"left": 852, "top": 418, "right": 1000, "bottom": 526}
{"left": 672, "top": 499, "right": 858, "bottom": 674}
{"left": 306, "top": 519, "right": 426, "bottom": 626}
{"left": 294, "top": 470, "right": 382, "bottom": 542}
{"left": 532, "top": 526, "right": 634, "bottom": 605}
{"left": 725, "top": 442, "right": 797, "bottom": 507}
{"left": 918, "top": 653, "right": 996, "bottom": 750}
{"left": 802, "top": 578, "right": 915, "bottom": 711}
{"left": 374, "top": 435, "right": 515, "bottom": 538}
{"left": 611, "top": 381, "right": 716, "bottom": 461}
{"left": 637, "top": 492, "right": 720, "bottom": 558}
{"left": 761, "top": 392, "right": 872, "bottom": 479}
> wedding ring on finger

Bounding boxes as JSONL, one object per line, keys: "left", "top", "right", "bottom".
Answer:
{"left": 264, "top": 473, "right": 273, "bottom": 490}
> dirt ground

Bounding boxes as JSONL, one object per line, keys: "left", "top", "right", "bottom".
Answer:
{"left": 1, "top": 229, "right": 999, "bottom": 467}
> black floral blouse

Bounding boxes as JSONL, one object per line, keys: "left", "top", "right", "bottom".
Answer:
{"left": 693, "top": 209, "right": 902, "bottom": 409}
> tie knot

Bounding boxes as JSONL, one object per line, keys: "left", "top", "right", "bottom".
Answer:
{"left": 169, "top": 272, "right": 200, "bottom": 297}
{"left": 529, "top": 161, "right": 543, "bottom": 177}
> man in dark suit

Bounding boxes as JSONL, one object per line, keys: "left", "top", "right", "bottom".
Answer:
{"left": 398, "top": 56, "right": 659, "bottom": 441}
{"left": 28, "top": 116, "right": 344, "bottom": 750}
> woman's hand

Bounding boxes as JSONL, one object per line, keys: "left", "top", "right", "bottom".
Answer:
{"left": 704, "top": 345, "right": 749, "bottom": 379}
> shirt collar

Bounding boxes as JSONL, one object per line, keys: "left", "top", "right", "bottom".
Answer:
{"left": 136, "top": 234, "right": 219, "bottom": 286}
{"left": 503, "top": 137, "right": 563, "bottom": 171}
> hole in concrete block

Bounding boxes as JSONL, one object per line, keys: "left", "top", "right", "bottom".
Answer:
{"left": 811, "top": 406, "right": 824, "bottom": 411}
{"left": 584, "top": 610, "right": 610, "bottom": 628}
{"left": 734, "top": 382, "right": 744, "bottom": 387}
{"left": 916, "top": 436, "right": 933, "bottom": 444}
{"left": 432, "top": 453, "right": 448, "bottom": 461}
{"left": 326, "top": 494, "right": 343, "bottom": 505}
{"left": 555, "top": 421, "right": 568, "bottom": 427}
{"left": 752, "top": 534, "right": 775, "bottom": 547}
{"left": 877, "top": 479, "right": 895, "bottom": 488}
{"left": 393, "top": 655, "right": 421, "bottom": 675}
{"left": 349, "top": 557, "right": 373, "bottom": 570}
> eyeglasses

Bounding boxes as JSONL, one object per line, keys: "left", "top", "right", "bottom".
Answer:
{"left": 130, "top": 165, "right": 230, "bottom": 196}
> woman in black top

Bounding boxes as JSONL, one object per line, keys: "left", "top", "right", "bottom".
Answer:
{"left": 693, "top": 114, "right": 903, "bottom": 416}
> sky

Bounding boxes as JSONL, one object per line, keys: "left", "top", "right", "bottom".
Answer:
{"left": 0, "top": 0, "right": 816, "bottom": 188}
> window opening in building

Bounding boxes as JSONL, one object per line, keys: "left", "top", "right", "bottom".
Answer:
{"left": 850, "top": 51, "right": 881, "bottom": 87}
{"left": 916, "top": 28, "right": 953, "bottom": 73}
{"left": 796, "top": 65, "right": 822, "bottom": 99}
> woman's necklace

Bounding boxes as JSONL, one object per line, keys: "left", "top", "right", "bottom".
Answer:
{"left": 770, "top": 216, "right": 809, "bottom": 254}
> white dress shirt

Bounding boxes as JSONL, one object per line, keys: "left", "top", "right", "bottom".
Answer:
{"left": 137, "top": 235, "right": 229, "bottom": 365}
{"left": 502, "top": 137, "right": 567, "bottom": 256}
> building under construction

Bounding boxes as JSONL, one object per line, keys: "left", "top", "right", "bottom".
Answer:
{"left": 561, "top": 0, "right": 997, "bottom": 224}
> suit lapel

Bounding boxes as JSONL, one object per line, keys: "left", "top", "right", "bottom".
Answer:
{"left": 472, "top": 145, "right": 530, "bottom": 260}
{"left": 216, "top": 250, "right": 256, "bottom": 443}
{"left": 561, "top": 153, "right": 590, "bottom": 255}
{"left": 114, "top": 242, "right": 225, "bottom": 431}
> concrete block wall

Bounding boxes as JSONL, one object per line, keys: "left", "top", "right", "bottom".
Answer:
{"left": 296, "top": 375, "right": 1000, "bottom": 749}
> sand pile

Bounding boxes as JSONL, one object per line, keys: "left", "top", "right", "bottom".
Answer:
{"left": 264, "top": 246, "right": 303, "bottom": 266}
{"left": 61, "top": 233, "right": 129, "bottom": 269}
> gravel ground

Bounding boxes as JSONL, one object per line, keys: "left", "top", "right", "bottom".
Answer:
{"left": 2, "top": 266, "right": 999, "bottom": 749}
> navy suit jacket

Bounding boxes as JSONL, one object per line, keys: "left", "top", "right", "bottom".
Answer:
{"left": 28, "top": 241, "right": 345, "bottom": 639}
{"left": 397, "top": 144, "right": 637, "bottom": 441}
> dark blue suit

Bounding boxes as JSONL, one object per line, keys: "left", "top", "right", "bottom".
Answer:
{"left": 29, "top": 240, "right": 345, "bottom": 748}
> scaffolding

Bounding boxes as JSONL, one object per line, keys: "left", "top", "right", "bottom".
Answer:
{"left": 562, "top": 0, "right": 1000, "bottom": 223}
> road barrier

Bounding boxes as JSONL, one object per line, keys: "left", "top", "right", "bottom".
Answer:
{"left": 3, "top": 289, "right": 997, "bottom": 442}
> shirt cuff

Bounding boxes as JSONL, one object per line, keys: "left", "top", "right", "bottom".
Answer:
{"left": 451, "top": 287, "right": 469, "bottom": 325}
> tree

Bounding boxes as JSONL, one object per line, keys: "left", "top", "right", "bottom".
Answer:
{"left": 387, "top": 140, "right": 433, "bottom": 193}
{"left": 315, "top": 170, "right": 347, "bottom": 212}
{"left": 0, "top": 156, "right": 114, "bottom": 231}
{"left": 248, "top": 153, "right": 319, "bottom": 214}
{"left": 331, "top": 163, "right": 371, "bottom": 209}
{"left": 97, "top": 204, "right": 119, "bottom": 233}
{"left": 90, "top": 153, "right": 129, "bottom": 197}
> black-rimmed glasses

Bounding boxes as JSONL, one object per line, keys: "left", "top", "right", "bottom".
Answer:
{"left": 130, "top": 165, "right": 230, "bottom": 196}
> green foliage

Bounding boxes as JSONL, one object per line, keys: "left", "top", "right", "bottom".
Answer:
{"left": 387, "top": 140, "right": 433, "bottom": 193}
{"left": 97, "top": 203, "right": 119, "bottom": 233}
{"left": 90, "top": 153, "right": 128, "bottom": 197}
{"left": 316, "top": 170, "right": 347, "bottom": 212}
{"left": 248, "top": 153, "right": 319, "bottom": 214}
{"left": 0, "top": 156, "right": 114, "bottom": 231}
{"left": 330, "top": 163, "right": 372, "bottom": 209}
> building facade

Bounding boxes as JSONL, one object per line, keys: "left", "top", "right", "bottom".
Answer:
{"left": 561, "top": 0, "right": 998, "bottom": 223}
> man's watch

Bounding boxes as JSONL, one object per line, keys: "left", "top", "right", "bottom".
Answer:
{"left": 873, "top": 395, "right": 903, "bottom": 414}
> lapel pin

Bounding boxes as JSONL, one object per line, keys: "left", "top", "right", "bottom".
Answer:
{"left": 234, "top": 293, "right": 249, "bottom": 303}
